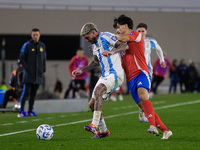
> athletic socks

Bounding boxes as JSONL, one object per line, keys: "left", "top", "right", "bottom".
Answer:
{"left": 142, "top": 100, "right": 156, "bottom": 127}
{"left": 92, "top": 111, "right": 101, "bottom": 127}
{"left": 98, "top": 118, "right": 108, "bottom": 133}
{"left": 154, "top": 112, "right": 169, "bottom": 132}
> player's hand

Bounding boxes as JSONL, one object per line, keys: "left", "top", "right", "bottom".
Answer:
{"left": 72, "top": 70, "right": 83, "bottom": 78}
{"left": 88, "top": 45, "right": 93, "bottom": 52}
{"left": 102, "top": 51, "right": 114, "bottom": 57}
{"left": 160, "top": 61, "right": 166, "bottom": 68}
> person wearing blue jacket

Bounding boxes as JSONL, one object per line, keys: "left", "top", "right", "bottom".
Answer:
{"left": 18, "top": 28, "right": 46, "bottom": 117}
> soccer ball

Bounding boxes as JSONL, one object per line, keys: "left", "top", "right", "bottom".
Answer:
{"left": 36, "top": 124, "right": 54, "bottom": 140}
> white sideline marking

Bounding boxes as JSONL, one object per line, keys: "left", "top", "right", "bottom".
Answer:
{"left": 32, "top": 119, "right": 42, "bottom": 122}
{"left": 0, "top": 99, "right": 200, "bottom": 137}
{"left": 17, "top": 121, "right": 28, "bottom": 124}
{"left": 2, "top": 123, "right": 13, "bottom": 126}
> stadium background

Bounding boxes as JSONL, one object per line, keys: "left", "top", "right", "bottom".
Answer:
{"left": 0, "top": 0, "right": 200, "bottom": 94}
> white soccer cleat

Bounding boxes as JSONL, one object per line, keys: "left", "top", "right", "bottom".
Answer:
{"left": 119, "top": 95, "right": 123, "bottom": 101}
{"left": 147, "top": 125, "right": 159, "bottom": 136}
{"left": 161, "top": 130, "right": 172, "bottom": 139}
{"left": 139, "top": 111, "right": 149, "bottom": 123}
{"left": 110, "top": 95, "right": 117, "bottom": 102}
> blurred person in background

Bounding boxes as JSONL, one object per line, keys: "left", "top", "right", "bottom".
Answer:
{"left": 0, "top": 60, "right": 23, "bottom": 109}
{"left": 195, "top": 70, "right": 200, "bottom": 92}
{"left": 110, "top": 86, "right": 123, "bottom": 101}
{"left": 178, "top": 59, "right": 189, "bottom": 93}
{"left": 89, "top": 67, "right": 101, "bottom": 98}
{"left": 64, "top": 47, "right": 89, "bottom": 98}
{"left": 151, "top": 52, "right": 174, "bottom": 94}
{"left": 136, "top": 23, "right": 166, "bottom": 122}
{"left": 187, "top": 61, "right": 198, "bottom": 92}
{"left": 18, "top": 28, "right": 46, "bottom": 117}
{"left": 169, "top": 59, "right": 179, "bottom": 94}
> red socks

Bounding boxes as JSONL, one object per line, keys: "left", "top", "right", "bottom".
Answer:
{"left": 142, "top": 100, "right": 156, "bottom": 127}
{"left": 154, "top": 112, "right": 169, "bottom": 131}
{"left": 142, "top": 100, "right": 169, "bottom": 131}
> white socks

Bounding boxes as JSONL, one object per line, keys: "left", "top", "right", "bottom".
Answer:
{"left": 99, "top": 118, "right": 107, "bottom": 133}
{"left": 92, "top": 111, "right": 101, "bottom": 127}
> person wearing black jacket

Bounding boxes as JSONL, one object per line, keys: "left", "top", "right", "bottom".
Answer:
{"left": 0, "top": 61, "right": 23, "bottom": 109}
{"left": 18, "top": 28, "right": 46, "bottom": 117}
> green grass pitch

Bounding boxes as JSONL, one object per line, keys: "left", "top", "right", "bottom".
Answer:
{"left": 0, "top": 93, "right": 200, "bottom": 150}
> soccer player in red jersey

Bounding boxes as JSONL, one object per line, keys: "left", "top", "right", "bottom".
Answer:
{"left": 102, "top": 15, "right": 172, "bottom": 139}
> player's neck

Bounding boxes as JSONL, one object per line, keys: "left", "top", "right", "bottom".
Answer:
{"left": 127, "top": 29, "right": 132, "bottom": 34}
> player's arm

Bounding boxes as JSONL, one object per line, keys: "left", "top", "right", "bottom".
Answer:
{"left": 115, "top": 34, "right": 130, "bottom": 42}
{"left": 154, "top": 41, "right": 166, "bottom": 68}
{"left": 72, "top": 55, "right": 99, "bottom": 78}
{"left": 102, "top": 41, "right": 128, "bottom": 57}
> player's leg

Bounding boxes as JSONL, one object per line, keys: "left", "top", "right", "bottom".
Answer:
{"left": 154, "top": 112, "right": 172, "bottom": 139}
{"left": 128, "top": 77, "right": 148, "bottom": 123}
{"left": 135, "top": 72, "right": 159, "bottom": 135}
{"left": 110, "top": 90, "right": 117, "bottom": 101}
{"left": 28, "top": 84, "right": 39, "bottom": 116}
{"left": 118, "top": 86, "right": 123, "bottom": 101}
{"left": 18, "top": 84, "right": 30, "bottom": 117}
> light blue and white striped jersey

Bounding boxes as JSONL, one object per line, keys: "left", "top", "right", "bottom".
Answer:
{"left": 92, "top": 32, "right": 124, "bottom": 77}
{"left": 144, "top": 37, "right": 164, "bottom": 76}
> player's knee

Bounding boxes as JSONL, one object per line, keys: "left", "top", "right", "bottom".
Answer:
{"left": 94, "top": 83, "right": 107, "bottom": 98}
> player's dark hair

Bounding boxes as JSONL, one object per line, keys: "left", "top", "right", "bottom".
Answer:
{"left": 136, "top": 23, "right": 148, "bottom": 30}
{"left": 113, "top": 15, "right": 133, "bottom": 29}
{"left": 77, "top": 47, "right": 83, "bottom": 51}
{"left": 32, "top": 28, "right": 40, "bottom": 32}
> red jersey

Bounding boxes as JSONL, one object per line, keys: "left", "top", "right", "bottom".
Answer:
{"left": 121, "top": 31, "right": 150, "bottom": 82}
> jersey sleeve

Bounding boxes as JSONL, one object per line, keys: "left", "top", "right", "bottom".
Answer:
{"left": 128, "top": 32, "right": 142, "bottom": 43}
{"left": 153, "top": 39, "right": 165, "bottom": 62}
{"left": 101, "top": 32, "right": 118, "bottom": 48}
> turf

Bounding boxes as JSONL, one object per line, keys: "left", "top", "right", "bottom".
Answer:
{"left": 0, "top": 93, "right": 200, "bottom": 150}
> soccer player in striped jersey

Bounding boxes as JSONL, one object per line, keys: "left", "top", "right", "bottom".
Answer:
{"left": 136, "top": 23, "right": 166, "bottom": 122}
{"left": 72, "top": 22, "right": 128, "bottom": 138}
{"left": 104, "top": 15, "right": 172, "bottom": 139}
{"left": 136, "top": 23, "right": 166, "bottom": 77}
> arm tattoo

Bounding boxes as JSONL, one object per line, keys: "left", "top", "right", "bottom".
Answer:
{"left": 82, "top": 56, "right": 99, "bottom": 72}
{"left": 112, "top": 41, "right": 128, "bottom": 54}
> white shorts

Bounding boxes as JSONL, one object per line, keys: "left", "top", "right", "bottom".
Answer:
{"left": 92, "top": 73, "right": 124, "bottom": 100}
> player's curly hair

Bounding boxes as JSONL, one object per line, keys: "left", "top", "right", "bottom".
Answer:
{"left": 113, "top": 15, "right": 133, "bottom": 29}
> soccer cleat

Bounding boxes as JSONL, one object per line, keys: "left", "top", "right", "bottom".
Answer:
{"left": 84, "top": 123, "right": 98, "bottom": 134}
{"left": 110, "top": 95, "right": 117, "bottom": 102}
{"left": 17, "top": 111, "right": 28, "bottom": 117}
{"left": 147, "top": 125, "right": 159, "bottom": 136}
{"left": 161, "top": 130, "right": 172, "bottom": 139}
{"left": 119, "top": 95, "right": 123, "bottom": 101}
{"left": 28, "top": 111, "right": 38, "bottom": 117}
{"left": 139, "top": 111, "right": 149, "bottom": 123}
{"left": 92, "top": 129, "right": 110, "bottom": 138}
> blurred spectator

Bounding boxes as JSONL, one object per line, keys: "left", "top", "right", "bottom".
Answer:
{"left": 0, "top": 81, "right": 8, "bottom": 91}
{"left": 18, "top": 28, "right": 46, "bottom": 117}
{"left": 64, "top": 47, "right": 89, "bottom": 98}
{"left": 178, "top": 59, "right": 189, "bottom": 93}
{"left": 187, "top": 61, "right": 198, "bottom": 92}
{"left": 0, "top": 61, "right": 23, "bottom": 109}
{"left": 151, "top": 53, "right": 174, "bottom": 94}
{"left": 195, "top": 70, "right": 200, "bottom": 92}
{"left": 54, "top": 79, "right": 63, "bottom": 94}
{"left": 89, "top": 67, "right": 101, "bottom": 97}
{"left": 169, "top": 59, "right": 179, "bottom": 94}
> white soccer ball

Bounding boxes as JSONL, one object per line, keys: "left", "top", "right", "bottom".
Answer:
{"left": 36, "top": 124, "right": 54, "bottom": 140}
